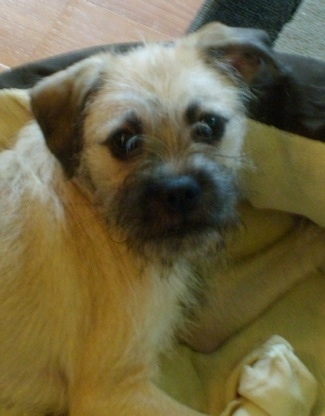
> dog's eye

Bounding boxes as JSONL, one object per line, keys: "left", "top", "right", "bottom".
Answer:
{"left": 192, "top": 114, "right": 227, "bottom": 143}
{"left": 106, "top": 129, "right": 143, "bottom": 160}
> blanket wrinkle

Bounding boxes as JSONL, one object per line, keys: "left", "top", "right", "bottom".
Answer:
{"left": 221, "top": 336, "right": 317, "bottom": 416}
{"left": 242, "top": 120, "right": 325, "bottom": 227}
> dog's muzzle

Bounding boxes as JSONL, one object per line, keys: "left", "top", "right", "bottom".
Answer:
{"left": 111, "top": 162, "right": 239, "bottom": 252}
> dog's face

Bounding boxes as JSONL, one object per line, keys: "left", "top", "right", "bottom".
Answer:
{"left": 31, "top": 23, "right": 279, "bottom": 259}
{"left": 80, "top": 44, "right": 244, "bottom": 258}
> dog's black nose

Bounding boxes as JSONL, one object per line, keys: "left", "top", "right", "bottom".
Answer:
{"left": 152, "top": 175, "right": 201, "bottom": 213}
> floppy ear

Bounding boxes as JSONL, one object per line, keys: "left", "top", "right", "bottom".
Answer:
{"left": 186, "top": 22, "right": 282, "bottom": 84}
{"left": 30, "top": 55, "right": 106, "bottom": 175}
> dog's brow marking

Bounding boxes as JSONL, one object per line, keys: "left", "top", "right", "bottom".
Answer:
{"left": 121, "top": 111, "right": 143, "bottom": 131}
{"left": 185, "top": 102, "right": 201, "bottom": 124}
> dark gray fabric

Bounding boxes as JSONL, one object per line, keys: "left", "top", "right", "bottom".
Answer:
{"left": 188, "top": 0, "right": 302, "bottom": 42}
{"left": 248, "top": 52, "right": 325, "bottom": 140}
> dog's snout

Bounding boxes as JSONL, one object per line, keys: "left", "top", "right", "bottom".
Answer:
{"left": 163, "top": 176, "right": 201, "bottom": 212}
{"left": 115, "top": 165, "right": 239, "bottom": 246}
{"left": 151, "top": 175, "right": 201, "bottom": 213}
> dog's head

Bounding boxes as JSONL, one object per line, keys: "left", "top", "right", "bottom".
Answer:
{"left": 30, "top": 23, "right": 279, "bottom": 259}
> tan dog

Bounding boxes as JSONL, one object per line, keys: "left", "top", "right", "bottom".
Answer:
{"left": 1, "top": 23, "right": 324, "bottom": 416}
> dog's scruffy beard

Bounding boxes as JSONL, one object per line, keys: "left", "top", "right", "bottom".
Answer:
{"left": 101, "top": 154, "right": 240, "bottom": 264}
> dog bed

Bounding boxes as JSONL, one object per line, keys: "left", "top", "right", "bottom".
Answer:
{"left": 0, "top": 83, "right": 324, "bottom": 416}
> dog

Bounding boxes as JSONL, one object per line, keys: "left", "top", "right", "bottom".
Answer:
{"left": 1, "top": 22, "right": 325, "bottom": 416}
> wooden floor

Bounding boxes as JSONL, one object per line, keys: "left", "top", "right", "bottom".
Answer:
{"left": 0, "top": 0, "right": 203, "bottom": 71}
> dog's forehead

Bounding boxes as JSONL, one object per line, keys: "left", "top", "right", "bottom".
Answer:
{"left": 88, "top": 44, "right": 240, "bottom": 133}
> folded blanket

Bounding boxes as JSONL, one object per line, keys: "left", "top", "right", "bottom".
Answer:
{"left": 242, "top": 120, "right": 325, "bottom": 227}
{"left": 0, "top": 88, "right": 324, "bottom": 416}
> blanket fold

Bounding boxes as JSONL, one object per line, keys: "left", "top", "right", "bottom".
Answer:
{"left": 225, "top": 336, "right": 317, "bottom": 416}
{"left": 242, "top": 120, "right": 325, "bottom": 227}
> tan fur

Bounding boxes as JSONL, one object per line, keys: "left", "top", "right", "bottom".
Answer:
{"left": 0, "top": 122, "right": 198, "bottom": 415}
{"left": 2, "top": 23, "right": 323, "bottom": 416}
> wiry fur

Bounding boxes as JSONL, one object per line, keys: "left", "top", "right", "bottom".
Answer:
{"left": 2, "top": 23, "right": 320, "bottom": 416}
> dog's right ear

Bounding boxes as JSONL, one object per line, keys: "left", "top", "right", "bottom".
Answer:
{"left": 185, "top": 22, "right": 282, "bottom": 84}
{"left": 30, "top": 55, "right": 106, "bottom": 175}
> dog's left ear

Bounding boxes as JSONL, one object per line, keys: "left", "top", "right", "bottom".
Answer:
{"left": 30, "top": 55, "right": 106, "bottom": 175}
{"left": 186, "top": 22, "right": 282, "bottom": 84}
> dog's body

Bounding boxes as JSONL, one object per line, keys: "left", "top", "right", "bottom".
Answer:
{"left": 1, "top": 23, "right": 325, "bottom": 415}
{"left": 0, "top": 122, "right": 198, "bottom": 414}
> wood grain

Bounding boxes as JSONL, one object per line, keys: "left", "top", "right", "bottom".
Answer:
{"left": 89, "top": 0, "right": 202, "bottom": 35}
{"left": 0, "top": 0, "right": 203, "bottom": 68}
